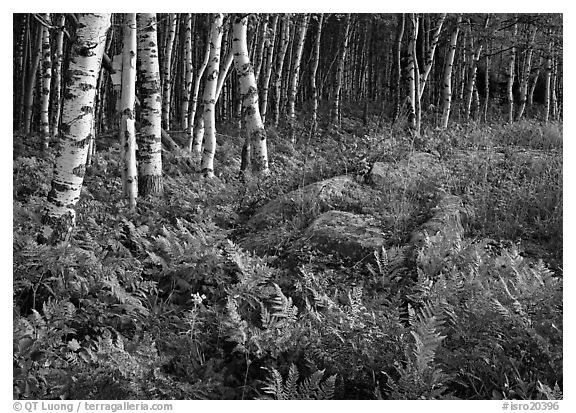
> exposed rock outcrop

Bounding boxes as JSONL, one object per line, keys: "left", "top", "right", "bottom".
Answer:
{"left": 294, "top": 210, "right": 389, "bottom": 263}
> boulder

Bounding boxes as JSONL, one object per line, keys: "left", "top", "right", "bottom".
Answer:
{"left": 409, "top": 194, "right": 467, "bottom": 245}
{"left": 247, "top": 175, "right": 369, "bottom": 230}
{"left": 295, "top": 210, "right": 389, "bottom": 263}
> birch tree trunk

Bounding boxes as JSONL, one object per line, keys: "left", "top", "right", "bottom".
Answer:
{"left": 406, "top": 13, "right": 419, "bottom": 132}
{"left": 23, "top": 22, "right": 43, "bottom": 134}
{"left": 543, "top": 35, "right": 552, "bottom": 123}
{"left": 272, "top": 15, "right": 291, "bottom": 127}
{"left": 259, "top": 14, "right": 279, "bottom": 124}
{"left": 440, "top": 14, "right": 461, "bottom": 128}
{"left": 515, "top": 25, "right": 537, "bottom": 121}
{"left": 253, "top": 14, "right": 268, "bottom": 81}
{"left": 187, "top": 32, "right": 211, "bottom": 153}
{"left": 137, "top": 13, "right": 163, "bottom": 197}
{"left": 232, "top": 14, "right": 270, "bottom": 176}
{"left": 528, "top": 56, "right": 542, "bottom": 108}
{"left": 120, "top": 13, "right": 138, "bottom": 210}
{"left": 287, "top": 14, "right": 309, "bottom": 143}
{"left": 392, "top": 13, "right": 405, "bottom": 124}
{"left": 418, "top": 13, "right": 445, "bottom": 101}
{"left": 161, "top": 13, "right": 177, "bottom": 129}
{"left": 51, "top": 14, "right": 66, "bottom": 139}
{"left": 200, "top": 13, "right": 224, "bottom": 178}
{"left": 464, "top": 16, "right": 489, "bottom": 120}
{"left": 41, "top": 13, "right": 110, "bottom": 245}
{"left": 191, "top": 51, "right": 233, "bottom": 159}
{"left": 332, "top": 13, "right": 351, "bottom": 125}
{"left": 483, "top": 43, "right": 491, "bottom": 123}
{"left": 506, "top": 21, "right": 518, "bottom": 124}
{"left": 14, "top": 14, "right": 28, "bottom": 129}
{"left": 39, "top": 14, "right": 52, "bottom": 148}
{"left": 181, "top": 14, "right": 193, "bottom": 130}
{"left": 310, "top": 13, "right": 323, "bottom": 138}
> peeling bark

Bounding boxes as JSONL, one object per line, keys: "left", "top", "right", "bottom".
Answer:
{"left": 41, "top": 13, "right": 111, "bottom": 245}
{"left": 200, "top": 13, "right": 223, "bottom": 178}
{"left": 39, "top": 14, "right": 52, "bottom": 147}
{"left": 440, "top": 14, "right": 461, "bottom": 129}
{"left": 232, "top": 14, "right": 270, "bottom": 176}
{"left": 137, "top": 13, "right": 163, "bottom": 197}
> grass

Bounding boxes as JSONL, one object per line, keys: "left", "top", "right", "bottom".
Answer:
{"left": 13, "top": 108, "right": 563, "bottom": 400}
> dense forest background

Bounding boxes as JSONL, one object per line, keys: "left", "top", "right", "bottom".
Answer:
{"left": 13, "top": 12, "right": 563, "bottom": 400}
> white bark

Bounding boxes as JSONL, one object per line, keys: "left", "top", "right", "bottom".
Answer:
{"left": 23, "top": 22, "right": 43, "bottom": 134}
{"left": 161, "top": 13, "right": 177, "bottom": 129}
{"left": 310, "top": 13, "right": 323, "bottom": 137}
{"left": 137, "top": 13, "right": 163, "bottom": 197}
{"left": 232, "top": 14, "right": 269, "bottom": 176}
{"left": 187, "top": 32, "right": 211, "bottom": 154}
{"left": 406, "top": 13, "right": 419, "bottom": 131}
{"left": 200, "top": 13, "right": 224, "bottom": 178}
{"left": 41, "top": 13, "right": 111, "bottom": 244}
{"left": 418, "top": 13, "right": 446, "bottom": 101}
{"left": 51, "top": 14, "right": 66, "bottom": 139}
{"left": 120, "top": 13, "right": 138, "bottom": 209}
{"left": 190, "top": 51, "right": 232, "bottom": 159}
{"left": 39, "top": 14, "right": 52, "bottom": 146}
{"left": 506, "top": 21, "right": 518, "bottom": 124}
{"left": 544, "top": 36, "right": 552, "bottom": 123}
{"left": 259, "top": 14, "right": 279, "bottom": 124}
{"left": 332, "top": 13, "right": 351, "bottom": 125}
{"left": 515, "top": 25, "right": 537, "bottom": 121}
{"left": 272, "top": 14, "right": 290, "bottom": 127}
{"left": 440, "top": 14, "right": 461, "bottom": 129}
{"left": 463, "top": 16, "right": 489, "bottom": 120}
{"left": 287, "top": 14, "right": 309, "bottom": 143}
{"left": 253, "top": 14, "right": 268, "bottom": 81}
{"left": 181, "top": 14, "right": 193, "bottom": 130}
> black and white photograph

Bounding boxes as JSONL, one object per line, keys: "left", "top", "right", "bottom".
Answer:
{"left": 10, "top": 6, "right": 565, "bottom": 407}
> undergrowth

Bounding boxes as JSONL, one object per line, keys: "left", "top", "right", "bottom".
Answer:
{"left": 13, "top": 113, "right": 562, "bottom": 399}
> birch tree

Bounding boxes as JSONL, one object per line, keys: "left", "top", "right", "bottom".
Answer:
{"left": 406, "top": 13, "right": 419, "bottom": 132}
{"left": 310, "top": 13, "right": 323, "bottom": 138}
{"left": 187, "top": 25, "right": 211, "bottom": 154}
{"left": 506, "top": 20, "right": 518, "bottom": 124}
{"left": 418, "top": 13, "right": 446, "bottom": 101}
{"left": 181, "top": 14, "right": 193, "bottom": 130}
{"left": 252, "top": 14, "right": 268, "bottom": 81}
{"left": 190, "top": 51, "right": 232, "bottom": 159}
{"left": 259, "top": 14, "right": 279, "bottom": 124}
{"left": 137, "top": 13, "right": 163, "bottom": 197}
{"left": 161, "top": 13, "right": 177, "bottom": 129}
{"left": 287, "top": 14, "right": 309, "bottom": 143}
{"left": 272, "top": 15, "right": 291, "bottom": 127}
{"left": 515, "top": 24, "right": 537, "bottom": 121}
{"left": 120, "top": 13, "right": 138, "bottom": 209}
{"left": 51, "top": 14, "right": 66, "bottom": 139}
{"left": 232, "top": 14, "right": 270, "bottom": 176}
{"left": 23, "top": 19, "right": 43, "bottom": 134}
{"left": 200, "top": 13, "right": 224, "bottom": 178}
{"left": 392, "top": 13, "right": 405, "bottom": 124}
{"left": 543, "top": 33, "right": 553, "bottom": 123}
{"left": 41, "top": 13, "right": 110, "bottom": 245}
{"left": 39, "top": 14, "right": 52, "bottom": 147}
{"left": 440, "top": 14, "right": 461, "bottom": 128}
{"left": 463, "top": 16, "right": 490, "bottom": 120}
{"left": 332, "top": 13, "right": 351, "bottom": 125}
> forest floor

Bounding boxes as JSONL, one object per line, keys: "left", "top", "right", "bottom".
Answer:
{"left": 13, "top": 108, "right": 563, "bottom": 400}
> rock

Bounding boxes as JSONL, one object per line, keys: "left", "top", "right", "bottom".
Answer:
{"left": 247, "top": 175, "right": 369, "bottom": 230}
{"left": 368, "top": 151, "right": 442, "bottom": 192}
{"left": 409, "top": 194, "right": 467, "bottom": 245}
{"left": 295, "top": 210, "right": 389, "bottom": 263}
